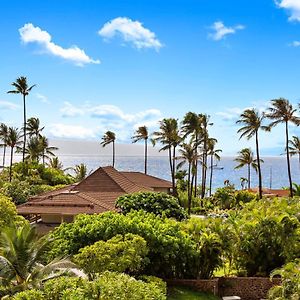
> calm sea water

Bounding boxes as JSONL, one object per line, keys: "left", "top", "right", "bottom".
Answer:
{"left": 54, "top": 155, "right": 300, "bottom": 190}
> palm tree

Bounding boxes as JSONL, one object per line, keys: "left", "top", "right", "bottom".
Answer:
{"left": 101, "top": 131, "right": 116, "bottom": 167}
{"left": 207, "top": 138, "right": 222, "bottom": 196}
{"left": 182, "top": 112, "right": 202, "bottom": 197}
{"left": 200, "top": 114, "right": 213, "bottom": 199}
{"left": 236, "top": 109, "right": 268, "bottom": 199}
{"left": 177, "top": 142, "right": 198, "bottom": 214}
{"left": 6, "top": 127, "right": 22, "bottom": 182}
{"left": 26, "top": 117, "right": 44, "bottom": 137}
{"left": 0, "top": 222, "right": 77, "bottom": 292}
{"left": 23, "top": 136, "right": 42, "bottom": 162}
{"left": 152, "top": 118, "right": 181, "bottom": 195}
{"left": 73, "top": 163, "right": 87, "bottom": 181}
{"left": 234, "top": 148, "right": 261, "bottom": 189}
{"left": 288, "top": 136, "right": 300, "bottom": 170}
{"left": 0, "top": 123, "right": 9, "bottom": 168}
{"left": 7, "top": 77, "right": 36, "bottom": 162}
{"left": 265, "top": 98, "right": 300, "bottom": 197}
{"left": 39, "top": 136, "right": 58, "bottom": 165}
{"left": 132, "top": 126, "right": 149, "bottom": 174}
{"left": 47, "top": 157, "right": 64, "bottom": 170}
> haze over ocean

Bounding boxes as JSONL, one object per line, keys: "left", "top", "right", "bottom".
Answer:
{"left": 48, "top": 155, "right": 300, "bottom": 191}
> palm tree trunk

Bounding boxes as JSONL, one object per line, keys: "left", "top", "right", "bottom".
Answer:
{"left": 9, "top": 146, "right": 13, "bottom": 182}
{"left": 144, "top": 138, "right": 148, "bottom": 174}
{"left": 112, "top": 141, "right": 115, "bottom": 168}
{"left": 255, "top": 131, "right": 263, "bottom": 199}
{"left": 201, "top": 138, "right": 207, "bottom": 198}
{"left": 248, "top": 163, "right": 251, "bottom": 189}
{"left": 2, "top": 145, "right": 6, "bottom": 168}
{"left": 23, "top": 94, "right": 26, "bottom": 163}
{"left": 209, "top": 155, "right": 213, "bottom": 196}
{"left": 194, "top": 135, "right": 198, "bottom": 197}
{"left": 285, "top": 121, "right": 293, "bottom": 197}
{"left": 168, "top": 146, "right": 174, "bottom": 194}
{"left": 188, "top": 162, "right": 191, "bottom": 215}
{"left": 172, "top": 145, "right": 177, "bottom": 196}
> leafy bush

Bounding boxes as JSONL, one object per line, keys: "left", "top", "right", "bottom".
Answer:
{"left": 13, "top": 272, "right": 167, "bottom": 300}
{"left": 233, "top": 198, "right": 300, "bottom": 276}
{"left": 12, "top": 290, "right": 44, "bottom": 300}
{"left": 74, "top": 233, "right": 149, "bottom": 278}
{"left": 0, "top": 194, "right": 20, "bottom": 227}
{"left": 212, "top": 186, "right": 235, "bottom": 209}
{"left": 50, "top": 211, "right": 196, "bottom": 279}
{"left": 1, "top": 180, "right": 66, "bottom": 204}
{"left": 116, "top": 192, "right": 188, "bottom": 221}
{"left": 234, "top": 190, "right": 257, "bottom": 205}
{"left": 268, "top": 259, "right": 300, "bottom": 300}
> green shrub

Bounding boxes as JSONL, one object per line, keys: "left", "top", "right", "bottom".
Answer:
{"left": 268, "top": 259, "right": 300, "bottom": 300}
{"left": 234, "top": 190, "right": 257, "bottom": 206}
{"left": 0, "top": 194, "right": 19, "bottom": 227}
{"left": 74, "top": 233, "right": 149, "bottom": 278}
{"left": 212, "top": 186, "right": 235, "bottom": 209}
{"left": 116, "top": 192, "right": 188, "bottom": 221}
{"left": 1, "top": 180, "right": 32, "bottom": 204}
{"left": 12, "top": 290, "right": 44, "bottom": 300}
{"left": 50, "top": 211, "right": 196, "bottom": 279}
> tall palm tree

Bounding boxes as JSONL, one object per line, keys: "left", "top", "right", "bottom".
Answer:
{"left": 234, "top": 148, "right": 261, "bottom": 189}
{"left": 200, "top": 114, "right": 213, "bottom": 199}
{"left": 7, "top": 77, "right": 36, "bottom": 162}
{"left": 132, "top": 126, "right": 149, "bottom": 174}
{"left": 177, "top": 142, "right": 199, "bottom": 214}
{"left": 6, "top": 127, "right": 22, "bottom": 182}
{"left": 153, "top": 118, "right": 181, "bottom": 195}
{"left": 23, "top": 136, "right": 42, "bottom": 162}
{"left": 207, "top": 138, "right": 222, "bottom": 196}
{"left": 101, "top": 131, "right": 116, "bottom": 167}
{"left": 0, "top": 222, "right": 77, "bottom": 292}
{"left": 26, "top": 117, "right": 44, "bottom": 137}
{"left": 288, "top": 136, "right": 300, "bottom": 170}
{"left": 265, "top": 98, "right": 300, "bottom": 197}
{"left": 39, "top": 136, "right": 58, "bottom": 165}
{"left": 0, "top": 123, "right": 9, "bottom": 168}
{"left": 236, "top": 109, "right": 268, "bottom": 199}
{"left": 182, "top": 112, "right": 202, "bottom": 197}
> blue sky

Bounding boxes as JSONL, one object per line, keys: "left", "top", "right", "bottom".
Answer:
{"left": 1, "top": 0, "right": 300, "bottom": 155}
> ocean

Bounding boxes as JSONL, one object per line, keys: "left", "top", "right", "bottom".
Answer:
{"left": 55, "top": 155, "right": 300, "bottom": 190}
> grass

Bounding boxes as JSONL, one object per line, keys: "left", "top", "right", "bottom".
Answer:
{"left": 167, "top": 286, "right": 220, "bottom": 300}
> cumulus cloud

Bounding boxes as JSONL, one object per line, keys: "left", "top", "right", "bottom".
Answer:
{"left": 0, "top": 101, "right": 19, "bottom": 110}
{"left": 290, "top": 40, "right": 300, "bottom": 47}
{"left": 59, "top": 102, "right": 162, "bottom": 141}
{"left": 36, "top": 93, "right": 49, "bottom": 103}
{"left": 98, "top": 17, "right": 163, "bottom": 50}
{"left": 276, "top": 0, "right": 300, "bottom": 21}
{"left": 49, "top": 124, "right": 97, "bottom": 139}
{"left": 208, "top": 21, "right": 245, "bottom": 41}
{"left": 19, "top": 23, "right": 100, "bottom": 66}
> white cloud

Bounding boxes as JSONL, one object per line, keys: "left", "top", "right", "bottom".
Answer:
{"left": 49, "top": 124, "right": 97, "bottom": 139}
{"left": 60, "top": 101, "right": 85, "bottom": 117}
{"left": 276, "top": 0, "right": 300, "bottom": 21}
{"left": 19, "top": 23, "right": 100, "bottom": 66}
{"left": 98, "top": 17, "right": 163, "bottom": 50}
{"left": 59, "top": 102, "right": 162, "bottom": 141}
{"left": 209, "top": 21, "right": 245, "bottom": 41}
{"left": 36, "top": 93, "right": 49, "bottom": 103}
{"left": 0, "top": 100, "right": 19, "bottom": 110}
{"left": 290, "top": 40, "right": 300, "bottom": 47}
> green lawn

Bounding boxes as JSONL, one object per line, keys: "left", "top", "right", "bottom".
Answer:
{"left": 167, "top": 286, "right": 220, "bottom": 300}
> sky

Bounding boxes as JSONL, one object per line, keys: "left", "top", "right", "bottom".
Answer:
{"left": 1, "top": 0, "right": 300, "bottom": 155}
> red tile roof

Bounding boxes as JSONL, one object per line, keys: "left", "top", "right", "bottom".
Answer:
{"left": 17, "top": 166, "right": 172, "bottom": 217}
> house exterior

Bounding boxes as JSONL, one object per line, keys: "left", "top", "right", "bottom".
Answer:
{"left": 17, "top": 166, "right": 172, "bottom": 232}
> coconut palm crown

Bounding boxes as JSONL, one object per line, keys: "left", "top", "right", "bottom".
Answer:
{"left": 265, "top": 98, "right": 300, "bottom": 197}
{"left": 101, "top": 131, "right": 116, "bottom": 167}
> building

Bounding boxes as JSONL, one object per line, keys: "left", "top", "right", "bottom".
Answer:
{"left": 17, "top": 166, "right": 172, "bottom": 232}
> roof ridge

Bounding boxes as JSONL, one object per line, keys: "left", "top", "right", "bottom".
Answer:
{"left": 102, "top": 166, "right": 148, "bottom": 193}
{"left": 121, "top": 171, "right": 171, "bottom": 183}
